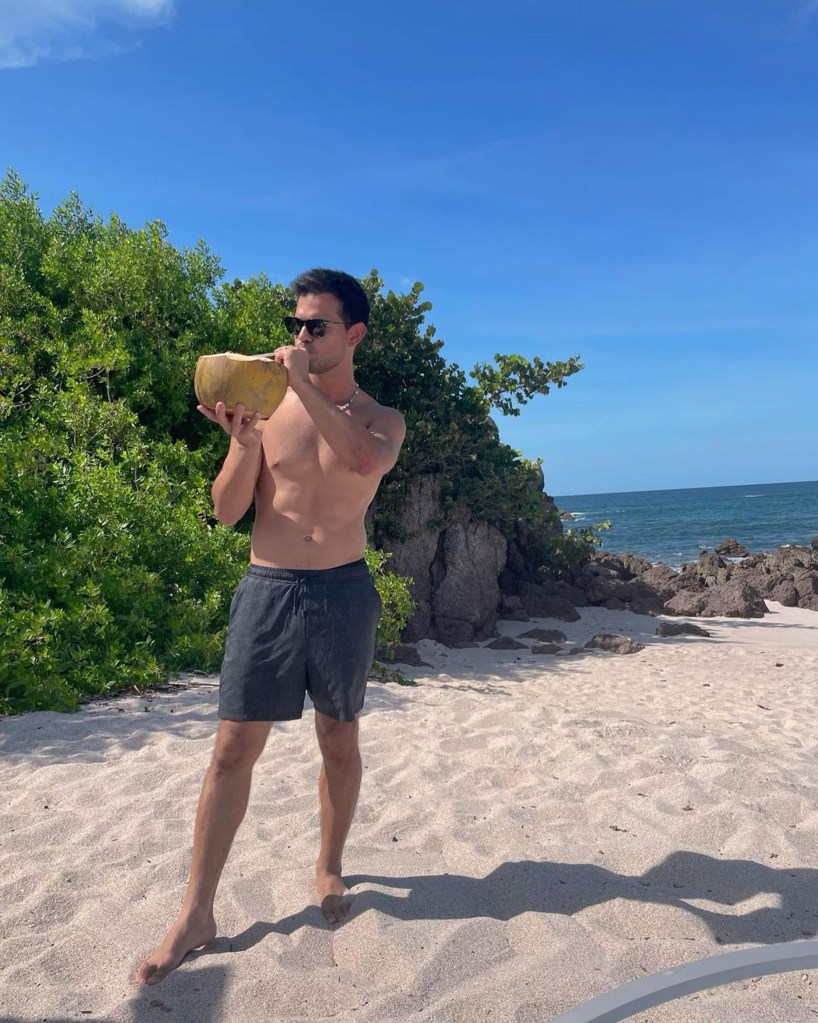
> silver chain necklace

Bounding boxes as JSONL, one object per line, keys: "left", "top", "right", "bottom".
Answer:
{"left": 335, "top": 384, "right": 359, "bottom": 412}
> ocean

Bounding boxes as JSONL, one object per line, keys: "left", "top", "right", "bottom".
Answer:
{"left": 553, "top": 480, "right": 818, "bottom": 569}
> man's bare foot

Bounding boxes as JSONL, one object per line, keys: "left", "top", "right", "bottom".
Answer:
{"left": 134, "top": 913, "right": 217, "bottom": 986}
{"left": 316, "top": 869, "right": 352, "bottom": 925}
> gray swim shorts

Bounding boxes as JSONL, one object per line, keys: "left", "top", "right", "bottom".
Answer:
{"left": 218, "top": 559, "right": 381, "bottom": 723}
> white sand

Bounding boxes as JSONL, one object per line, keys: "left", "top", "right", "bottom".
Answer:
{"left": 2, "top": 603, "right": 818, "bottom": 1022}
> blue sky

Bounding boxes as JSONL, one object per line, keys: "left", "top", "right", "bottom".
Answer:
{"left": 3, "top": 0, "right": 817, "bottom": 496}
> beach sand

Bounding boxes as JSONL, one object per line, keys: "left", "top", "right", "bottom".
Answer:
{"left": 2, "top": 602, "right": 818, "bottom": 1022}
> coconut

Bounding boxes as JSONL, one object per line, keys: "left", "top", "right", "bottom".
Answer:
{"left": 194, "top": 353, "right": 288, "bottom": 419}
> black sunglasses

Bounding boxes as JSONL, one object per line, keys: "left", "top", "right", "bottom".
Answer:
{"left": 283, "top": 316, "right": 350, "bottom": 338}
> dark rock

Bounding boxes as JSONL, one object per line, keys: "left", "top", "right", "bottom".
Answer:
{"left": 732, "top": 566, "right": 777, "bottom": 598}
{"left": 574, "top": 563, "right": 632, "bottom": 606}
{"left": 519, "top": 627, "right": 568, "bottom": 642}
{"left": 811, "top": 536, "right": 818, "bottom": 550}
{"left": 704, "top": 580, "right": 767, "bottom": 618}
{"left": 671, "top": 580, "right": 767, "bottom": 619}
{"left": 559, "top": 509, "right": 575, "bottom": 521}
{"left": 432, "top": 510, "right": 508, "bottom": 643}
{"left": 485, "top": 636, "right": 528, "bottom": 650}
{"left": 384, "top": 475, "right": 444, "bottom": 641}
{"left": 739, "top": 552, "right": 768, "bottom": 569}
{"left": 435, "top": 614, "right": 491, "bottom": 646}
{"left": 519, "top": 583, "right": 581, "bottom": 622}
{"left": 639, "top": 564, "right": 681, "bottom": 594}
{"left": 674, "top": 566, "right": 708, "bottom": 593}
{"left": 592, "top": 551, "right": 654, "bottom": 579}
{"left": 553, "top": 580, "right": 588, "bottom": 607}
{"left": 554, "top": 541, "right": 818, "bottom": 621}
{"left": 531, "top": 643, "right": 561, "bottom": 654}
{"left": 693, "top": 552, "right": 734, "bottom": 587}
{"left": 664, "top": 590, "right": 709, "bottom": 616}
{"left": 792, "top": 568, "right": 818, "bottom": 598}
{"left": 499, "top": 609, "right": 530, "bottom": 622}
{"left": 715, "top": 538, "right": 750, "bottom": 558}
{"left": 500, "top": 594, "right": 524, "bottom": 612}
{"left": 503, "top": 544, "right": 527, "bottom": 581}
{"left": 624, "top": 581, "right": 669, "bottom": 616}
{"left": 584, "top": 633, "right": 645, "bottom": 655}
{"left": 388, "top": 644, "right": 432, "bottom": 667}
{"left": 769, "top": 580, "right": 800, "bottom": 607}
{"left": 655, "top": 622, "right": 711, "bottom": 638}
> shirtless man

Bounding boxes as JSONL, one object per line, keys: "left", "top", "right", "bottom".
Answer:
{"left": 135, "top": 268, "right": 406, "bottom": 986}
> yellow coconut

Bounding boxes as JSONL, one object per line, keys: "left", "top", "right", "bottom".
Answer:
{"left": 194, "top": 353, "right": 288, "bottom": 419}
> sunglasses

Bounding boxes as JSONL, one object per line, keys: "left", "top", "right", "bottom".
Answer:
{"left": 283, "top": 316, "right": 350, "bottom": 338}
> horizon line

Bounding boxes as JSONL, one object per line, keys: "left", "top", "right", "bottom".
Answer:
{"left": 553, "top": 479, "right": 817, "bottom": 500}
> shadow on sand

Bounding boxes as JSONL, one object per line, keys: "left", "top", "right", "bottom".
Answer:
{"left": 222, "top": 849, "right": 818, "bottom": 951}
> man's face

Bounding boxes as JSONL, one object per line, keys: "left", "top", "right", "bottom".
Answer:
{"left": 292, "top": 292, "right": 351, "bottom": 375}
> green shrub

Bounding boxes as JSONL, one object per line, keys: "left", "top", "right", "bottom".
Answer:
{"left": 540, "top": 521, "right": 612, "bottom": 572}
{"left": 365, "top": 548, "right": 415, "bottom": 655}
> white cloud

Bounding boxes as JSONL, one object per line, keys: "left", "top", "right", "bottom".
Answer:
{"left": 0, "top": 0, "right": 173, "bottom": 69}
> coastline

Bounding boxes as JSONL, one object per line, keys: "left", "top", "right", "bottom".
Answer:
{"left": 3, "top": 603, "right": 818, "bottom": 1021}
{"left": 555, "top": 479, "right": 818, "bottom": 569}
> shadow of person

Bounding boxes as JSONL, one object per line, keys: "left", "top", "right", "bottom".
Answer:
{"left": 215, "top": 853, "right": 818, "bottom": 960}
{"left": 339, "top": 852, "right": 818, "bottom": 945}
{"left": 639, "top": 850, "right": 818, "bottom": 944}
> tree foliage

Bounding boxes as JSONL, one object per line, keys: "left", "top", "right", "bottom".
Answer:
{"left": 470, "top": 352, "right": 583, "bottom": 417}
{"left": 355, "top": 275, "right": 579, "bottom": 542}
{"left": 0, "top": 170, "right": 582, "bottom": 714}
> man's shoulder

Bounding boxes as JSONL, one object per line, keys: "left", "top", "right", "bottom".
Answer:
{"left": 360, "top": 393, "right": 405, "bottom": 424}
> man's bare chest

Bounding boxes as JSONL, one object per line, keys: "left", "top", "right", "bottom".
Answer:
{"left": 259, "top": 401, "right": 355, "bottom": 483}
{"left": 260, "top": 408, "right": 320, "bottom": 474}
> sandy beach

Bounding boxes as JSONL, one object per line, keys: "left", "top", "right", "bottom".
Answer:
{"left": 2, "top": 602, "right": 818, "bottom": 1023}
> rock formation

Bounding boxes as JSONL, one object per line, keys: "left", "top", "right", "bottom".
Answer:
{"left": 381, "top": 472, "right": 817, "bottom": 646}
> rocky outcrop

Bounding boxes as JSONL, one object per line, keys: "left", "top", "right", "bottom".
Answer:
{"left": 384, "top": 475, "right": 508, "bottom": 644}
{"left": 557, "top": 543, "right": 818, "bottom": 619}
{"left": 383, "top": 475, "right": 444, "bottom": 640}
{"left": 431, "top": 511, "right": 507, "bottom": 644}
{"left": 517, "top": 583, "right": 580, "bottom": 622}
{"left": 383, "top": 468, "right": 816, "bottom": 644}
{"left": 664, "top": 580, "right": 767, "bottom": 618}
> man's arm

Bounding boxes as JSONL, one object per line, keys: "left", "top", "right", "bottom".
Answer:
{"left": 211, "top": 434, "right": 264, "bottom": 525}
{"left": 294, "top": 382, "right": 406, "bottom": 477}
{"left": 198, "top": 402, "right": 265, "bottom": 525}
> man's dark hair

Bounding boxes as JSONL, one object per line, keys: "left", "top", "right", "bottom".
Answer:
{"left": 290, "top": 268, "right": 370, "bottom": 327}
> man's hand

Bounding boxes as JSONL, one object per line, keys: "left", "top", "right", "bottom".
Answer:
{"left": 197, "top": 402, "right": 262, "bottom": 449}
{"left": 273, "top": 344, "right": 311, "bottom": 390}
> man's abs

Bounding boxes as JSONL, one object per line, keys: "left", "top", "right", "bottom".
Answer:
{"left": 249, "top": 505, "right": 369, "bottom": 570}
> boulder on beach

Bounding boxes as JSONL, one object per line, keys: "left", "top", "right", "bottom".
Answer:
{"left": 666, "top": 580, "right": 767, "bottom": 619}
{"left": 584, "top": 633, "right": 645, "bottom": 655}
{"left": 656, "top": 621, "right": 711, "bottom": 638}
